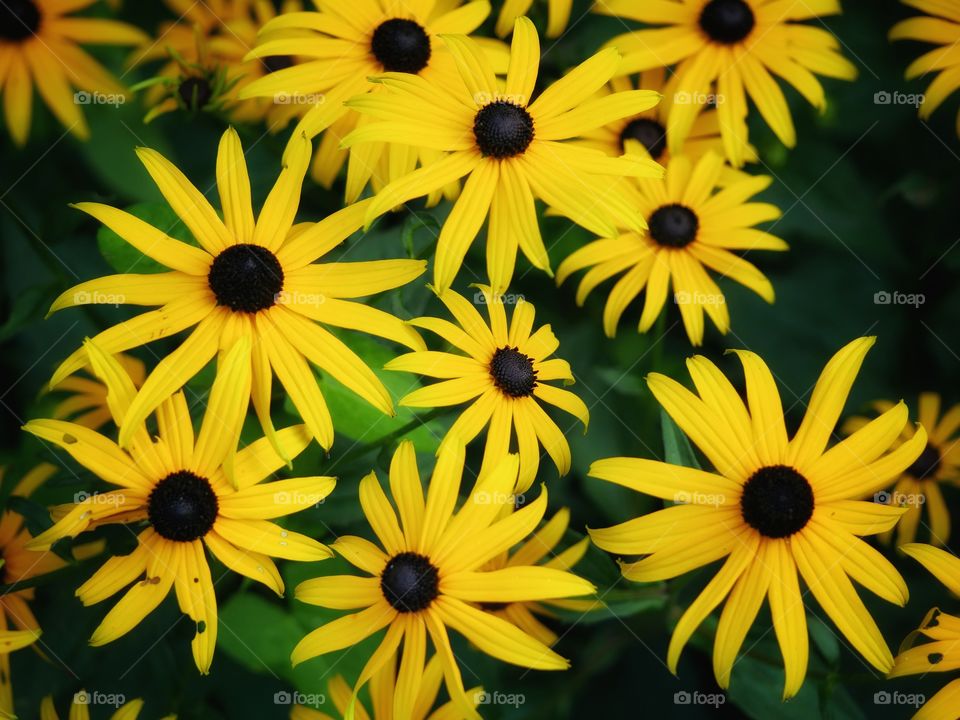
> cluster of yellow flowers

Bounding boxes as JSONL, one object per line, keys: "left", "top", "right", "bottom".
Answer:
{"left": 2, "top": 0, "right": 960, "bottom": 718}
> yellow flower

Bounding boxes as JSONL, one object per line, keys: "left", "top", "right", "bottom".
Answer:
{"left": 291, "top": 440, "right": 595, "bottom": 720}
{"left": 290, "top": 655, "right": 481, "bottom": 720}
{"left": 595, "top": 0, "right": 857, "bottom": 166}
{"left": 577, "top": 68, "right": 757, "bottom": 174}
{"left": 890, "top": 0, "right": 960, "bottom": 138}
{"left": 495, "top": 0, "right": 571, "bottom": 38}
{"left": 557, "top": 151, "right": 786, "bottom": 345}
{"left": 0, "top": 464, "right": 57, "bottom": 717}
{"left": 0, "top": 0, "right": 148, "bottom": 145}
{"left": 843, "top": 393, "right": 960, "bottom": 546}
{"left": 240, "top": 0, "right": 508, "bottom": 202}
{"left": 51, "top": 353, "right": 145, "bottom": 430}
{"left": 890, "top": 544, "right": 960, "bottom": 720}
{"left": 341, "top": 17, "right": 663, "bottom": 293}
{"left": 589, "top": 338, "right": 926, "bottom": 698}
{"left": 386, "top": 285, "right": 589, "bottom": 492}
{"left": 134, "top": 0, "right": 306, "bottom": 126}
{"left": 49, "top": 127, "right": 426, "bottom": 452}
{"left": 24, "top": 339, "right": 336, "bottom": 674}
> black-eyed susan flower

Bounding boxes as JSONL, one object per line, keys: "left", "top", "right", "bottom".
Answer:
{"left": 290, "top": 655, "right": 481, "bottom": 720}
{"left": 480, "top": 507, "right": 596, "bottom": 645}
{"left": 0, "top": 0, "right": 147, "bottom": 145}
{"left": 49, "top": 127, "right": 426, "bottom": 452}
{"left": 891, "top": 1, "right": 960, "bottom": 138}
{"left": 0, "top": 464, "right": 57, "bottom": 716}
{"left": 890, "top": 544, "right": 960, "bottom": 719}
{"left": 595, "top": 0, "right": 857, "bottom": 166}
{"left": 577, "top": 68, "right": 757, "bottom": 174}
{"left": 239, "top": 0, "right": 508, "bottom": 202}
{"left": 589, "top": 338, "right": 927, "bottom": 698}
{"left": 495, "top": 0, "right": 571, "bottom": 38}
{"left": 557, "top": 151, "right": 785, "bottom": 346}
{"left": 342, "top": 17, "right": 663, "bottom": 293}
{"left": 24, "top": 339, "right": 335, "bottom": 674}
{"left": 134, "top": 0, "right": 305, "bottom": 126}
{"left": 386, "top": 286, "right": 588, "bottom": 492}
{"left": 40, "top": 692, "right": 173, "bottom": 720}
{"left": 291, "top": 440, "right": 595, "bottom": 720}
{"left": 51, "top": 353, "right": 145, "bottom": 430}
{"left": 844, "top": 393, "right": 960, "bottom": 546}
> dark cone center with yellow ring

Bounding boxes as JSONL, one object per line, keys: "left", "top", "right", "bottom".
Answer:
{"left": 148, "top": 471, "right": 219, "bottom": 542}
{"left": 740, "top": 465, "right": 814, "bottom": 538}
{"left": 380, "top": 552, "right": 440, "bottom": 612}
{"left": 474, "top": 102, "right": 535, "bottom": 158}
{"left": 371, "top": 18, "right": 431, "bottom": 73}
{"left": 208, "top": 243, "right": 284, "bottom": 313}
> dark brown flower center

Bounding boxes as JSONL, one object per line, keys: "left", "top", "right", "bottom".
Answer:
{"left": 371, "top": 18, "right": 431, "bottom": 73}
{"left": 490, "top": 347, "right": 537, "bottom": 397}
{"left": 262, "top": 55, "right": 294, "bottom": 74}
{"left": 208, "top": 244, "right": 284, "bottom": 313}
{"left": 621, "top": 118, "right": 667, "bottom": 159}
{"left": 648, "top": 204, "right": 699, "bottom": 248}
{"left": 178, "top": 76, "right": 213, "bottom": 110}
{"left": 0, "top": 0, "right": 40, "bottom": 41}
{"left": 740, "top": 465, "right": 814, "bottom": 538}
{"left": 474, "top": 101, "right": 535, "bottom": 158}
{"left": 148, "top": 471, "right": 219, "bottom": 542}
{"left": 905, "top": 443, "right": 941, "bottom": 480}
{"left": 699, "top": 0, "right": 755, "bottom": 44}
{"left": 380, "top": 552, "right": 440, "bottom": 612}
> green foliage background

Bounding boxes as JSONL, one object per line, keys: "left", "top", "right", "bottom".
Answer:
{"left": 1, "top": 0, "right": 958, "bottom": 717}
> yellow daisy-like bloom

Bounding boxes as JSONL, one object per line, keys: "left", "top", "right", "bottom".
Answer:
{"left": 557, "top": 151, "right": 785, "bottom": 346}
{"left": 495, "top": 0, "right": 571, "bottom": 38}
{"left": 0, "top": 464, "right": 57, "bottom": 717}
{"left": 49, "top": 127, "right": 426, "bottom": 452}
{"left": 290, "top": 655, "right": 481, "bottom": 720}
{"left": 890, "top": 544, "right": 960, "bottom": 720}
{"left": 595, "top": 0, "right": 857, "bottom": 166}
{"left": 135, "top": 0, "right": 305, "bottom": 126}
{"left": 891, "top": 0, "right": 960, "bottom": 138}
{"left": 0, "top": 0, "right": 147, "bottom": 146}
{"left": 578, "top": 68, "right": 758, "bottom": 174}
{"left": 480, "top": 507, "right": 595, "bottom": 646}
{"left": 290, "top": 440, "right": 595, "bottom": 720}
{"left": 40, "top": 691, "right": 174, "bottom": 720}
{"left": 843, "top": 393, "right": 960, "bottom": 547}
{"left": 240, "top": 0, "right": 508, "bottom": 202}
{"left": 386, "top": 285, "right": 589, "bottom": 492}
{"left": 24, "top": 339, "right": 336, "bottom": 674}
{"left": 51, "top": 353, "right": 145, "bottom": 430}
{"left": 342, "top": 17, "right": 663, "bottom": 293}
{"left": 588, "top": 338, "right": 927, "bottom": 698}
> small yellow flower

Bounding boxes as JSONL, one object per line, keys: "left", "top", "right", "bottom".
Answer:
{"left": 386, "top": 285, "right": 589, "bottom": 492}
